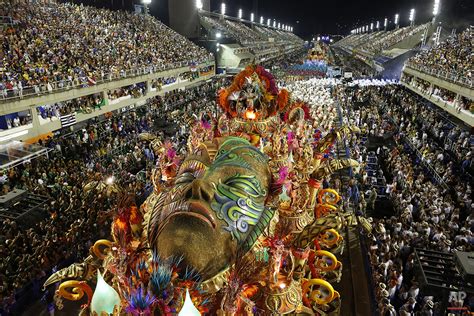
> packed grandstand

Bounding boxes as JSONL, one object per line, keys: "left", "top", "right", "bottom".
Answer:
{"left": 0, "top": 1, "right": 472, "bottom": 316}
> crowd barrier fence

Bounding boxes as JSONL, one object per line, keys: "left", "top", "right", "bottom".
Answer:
{"left": 405, "top": 63, "right": 473, "bottom": 89}
{"left": 0, "top": 58, "right": 215, "bottom": 103}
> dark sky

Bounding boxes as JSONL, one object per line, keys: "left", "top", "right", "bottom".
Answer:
{"left": 74, "top": 0, "right": 474, "bottom": 39}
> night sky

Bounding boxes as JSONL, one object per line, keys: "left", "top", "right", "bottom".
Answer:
{"left": 74, "top": 0, "right": 474, "bottom": 39}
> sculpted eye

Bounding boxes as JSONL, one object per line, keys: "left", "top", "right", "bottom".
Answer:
{"left": 223, "top": 174, "right": 266, "bottom": 198}
{"left": 175, "top": 172, "right": 195, "bottom": 185}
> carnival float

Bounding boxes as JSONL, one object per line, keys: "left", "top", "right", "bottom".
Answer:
{"left": 44, "top": 65, "right": 360, "bottom": 315}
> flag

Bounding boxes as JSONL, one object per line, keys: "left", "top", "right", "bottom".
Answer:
{"left": 87, "top": 76, "right": 96, "bottom": 86}
{"left": 60, "top": 113, "right": 76, "bottom": 128}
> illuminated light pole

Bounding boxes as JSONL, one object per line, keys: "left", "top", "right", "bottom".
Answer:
{"left": 267, "top": 18, "right": 271, "bottom": 26}
{"left": 195, "top": 0, "right": 203, "bottom": 10}
{"left": 142, "top": 0, "right": 151, "bottom": 14}
{"left": 250, "top": 13, "right": 254, "bottom": 22}
{"left": 366, "top": 25, "right": 369, "bottom": 33}
{"left": 384, "top": 17, "right": 388, "bottom": 30}
{"left": 433, "top": 0, "right": 440, "bottom": 22}
{"left": 394, "top": 13, "right": 399, "bottom": 28}
{"left": 238, "top": 8, "right": 242, "bottom": 19}
{"left": 260, "top": 16, "right": 264, "bottom": 24}
{"left": 376, "top": 21, "right": 380, "bottom": 30}
{"left": 370, "top": 22, "right": 374, "bottom": 32}
{"left": 278, "top": 22, "right": 281, "bottom": 29}
{"left": 273, "top": 20, "right": 276, "bottom": 28}
{"left": 409, "top": 8, "right": 415, "bottom": 26}
{"left": 221, "top": 3, "right": 226, "bottom": 15}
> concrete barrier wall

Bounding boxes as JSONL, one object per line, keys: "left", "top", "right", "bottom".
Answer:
{"left": 0, "top": 71, "right": 215, "bottom": 143}
{"left": 403, "top": 66, "right": 473, "bottom": 100}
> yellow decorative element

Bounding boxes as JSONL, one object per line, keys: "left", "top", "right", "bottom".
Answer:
{"left": 320, "top": 229, "right": 341, "bottom": 247}
{"left": 317, "top": 189, "right": 340, "bottom": 205}
{"left": 315, "top": 203, "right": 338, "bottom": 218}
{"left": 178, "top": 289, "right": 201, "bottom": 316}
{"left": 57, "top": 280, "right": 93, "bottom": 303}
{"left": 313, "top": 250, "right": 338, "bottom": 272}
{"left": 92, "top": 240, "right": 113, "bottom": 259}
{"left": 302, "top": 278, "right": 337, "bottom": 305}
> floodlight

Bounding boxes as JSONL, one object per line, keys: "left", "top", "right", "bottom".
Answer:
{"left": 409, "top": 9, "right": 415, "bottom": 21}
{"left": 394, "top": 13, "right": 399, "bottom": 25}
{"left": 238, "top": 9, "right": 242, "bottom": 19}
{"left": 221, "top": 3, "right": 226, "bottom": 15}
{"left": 384, "top": 17, "right": 388, "bottom": 28}
{"left": 260, "top": 16, "right": 264, "bottom": 24}
{"left": 195, "top": 0, "right": 203, "bottom": 9}
{"left": 251, "top": 13, "right": 254, "bottom": 22}
{"left": 433, "top": 0, "right": 440, "bottom": 16}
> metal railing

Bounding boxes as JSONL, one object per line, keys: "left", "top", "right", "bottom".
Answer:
{"left": 405, "top": 62, "right": 473, "bottom": 88}
{"left": 401, "top": 79, "right": 474, "bottom": 117}
{"left": 401, "top": 135, "right": 448, "bottom": 190}
{"left": 0, "top": 58, "right": 215, "bottom": 103}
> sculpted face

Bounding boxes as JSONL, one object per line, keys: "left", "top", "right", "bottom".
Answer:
{"left": 148, "top": 137, "right": 273, "bottom": 280}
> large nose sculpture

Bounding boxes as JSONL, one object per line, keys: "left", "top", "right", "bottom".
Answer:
{"left": 185, "top": 179, "right": 212, "bottom": 203}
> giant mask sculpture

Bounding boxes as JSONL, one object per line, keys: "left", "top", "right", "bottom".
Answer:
{"left": 148, "top": 136, "right": 274, "bottom": 280}
{"left": 43, "top": 65, "right": 364, "bottom": 316}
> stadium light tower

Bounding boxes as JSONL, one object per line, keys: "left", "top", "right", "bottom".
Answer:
{"left": 394, "top": 13, "right": 399, "bottom": 28}
{"left": 142, "top": 0, "right": 151, "bottom": 14}
{"left": 238, "top": 8, "right": 242, "bottom": 19}
{"left": 221, "top": 3, "right": 226, "bottom": 15}
{"left": 250, "top": 13, "right": 254, "bottom": 22}
{"left": 433, "top": 0, "right": 440, "bottom": 22}
{"left": 384, "top": 17, "right": 388, "bottom": 30}
{"left": 195, "top": 0, "right": 203, "bottom": 10}
{"left": 409, "top": 8, "right": 415, "bottom": 26}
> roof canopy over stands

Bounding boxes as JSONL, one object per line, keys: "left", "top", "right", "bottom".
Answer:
{"left": 0, "top": 141, "right": 51, "bottom": 170}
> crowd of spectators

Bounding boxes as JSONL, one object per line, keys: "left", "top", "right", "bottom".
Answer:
{"left": 108, "top": 83, "right": 146, "bottom": 101}
{"left": 0, "top": 2, "right": 211, "bottom": 99}
{"left": 0, "top": 78, "right": 227, "bottom": 315}
{"left": 407, "top": 28, "right": 473, "bottom": 81}
{"left": 1, "top": 113, "right": 31, "bottom": 131}
{"left": 365, "top": 24, "right": 429, "bottom": 56}
{"left": 402, "top": 74, "right": 474, "bottom": 112}
{"left": 338, "top": 82, "right": 473, "bottom": 315}
{"left": 36, "top": 94, "right": 105, "bottom": 120}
